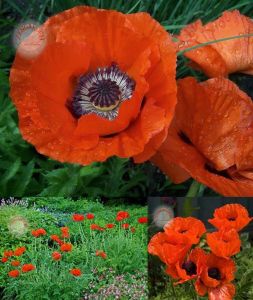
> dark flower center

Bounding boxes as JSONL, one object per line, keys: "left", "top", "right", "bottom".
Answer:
{"left": 208, "top": 267, "right": 221, "bottom": 280}
{"left": 228, "top": 217, "right": 236, "bottom": 221}
{"left": 70, "top": 63, "right": 136, "bottom": 121}
{"left": 88, "top": 79, "right": 120, "bottom": 109}
{"left": 182, "top": 261, "right": 197, "bottom": 276}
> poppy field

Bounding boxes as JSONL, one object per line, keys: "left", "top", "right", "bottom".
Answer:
{"left": 148, "top": 202, "right": 253, "bottom": 299}
{"left": 0, "top": 197, "right": 148, "bottom": 299}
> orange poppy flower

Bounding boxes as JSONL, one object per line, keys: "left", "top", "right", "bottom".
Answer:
{"left": 206, "top": 229, "right": 241, "bottom": 259}
{"left": 106, "top": 223, "right": 115, "bottom": 229}
{"left": 166, "top": 248, "right": 207, "bottom": 284}
{"left": 72, "top": 214, "right": 85, "bottom": 222}
{"left": 116, "top": 211, "right": 129, "bottom": 221}
{"left": 3, "top": 250, "right": 13, "bottom": 257}
{"left": 138, "top": 217, "right": 148, "bottom": 224}
{"left": 148, "top": 232, "right": 191, "bottom": 265}
{"left": 31, "top": 228, "right": 46, "bottom": 237}
{"left": 178, "top": 10, "right": 253, "bottom": 77}
{"left": 86, "top": 213, "right": 94, "bottom": 220}
{"left": 50, "top": 234, "right": 63, "bottom": 245}
{"left": 61, "top": 227, "right": 70, "bottom": 238}
{"left": 90, "top": 224, "right": 104, "bottom": 231}
{"left": 151, "top": 77, "right": 253, "bottom": 196}
{"left": 14, "top": 246, "right": 26, "bottom": 256}
{"left": 195, "top": 253, "right": 235, "bottom": 299}
{"left": 60, "top": 243, "right": 73, "bottom": 252}
{"left": 22, "top": 264, "right": 36, "bottom": 273}
{"left": 70, "top": 268, "right": 82, "bottom": 277}
{"left": 11, "top": 260, "right": 21, "bottom": 267}
{"left": 1, "top": 257, "right": 8, "bottom": 263}
{"left": 164, "top": 217, "right": 206, "bottom": 244}
{"left": 96, "top": 250, "right": 107, "bottom": 259}
{"left": 122, "top": 223, "right": 130, "bottom": 229}
{"left": 208, "top": 204, "right": 252, "bottom": 231}
{"left": 52, "top": 251, "right": 62, "bottom": 261}
{"left": 8, "top": 270, "right": 20, "bottom": 278}
{"left": 10, "top": 6, "right": 177, "bottom": 165}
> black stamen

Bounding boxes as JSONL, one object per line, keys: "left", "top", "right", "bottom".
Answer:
{"left": 182, "top": 261, "right": 197, "bottom": 276}
{"left": 208, "top": 267, "right": 221, "bottom": 280}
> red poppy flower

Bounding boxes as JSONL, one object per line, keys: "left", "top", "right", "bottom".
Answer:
{"left": 1, "top": 257, "right": 8, "bottom": 263}
{"left": 138, "top": 217, "right": 148, "bottom": 224}
{"left": 52, "top": 251, "right": 62, "bottom": 261}
{"left": 164, "top": 217, "right": 206, "bottom": 244}
{"left": 122, "top": 223, "right": 130, "bottom": 229}
{"left": 70, "top": 268, "right": 82, "bottom": 277}
{"left": 178, "top": 10, "right": 253, "bottom": 77}
{"left": 151, "top": 77, "right": 253, "bottom": 196}
{"left": 8, "top": 270, "right": 20, "bottom": 278}
{"left": 96, "top": 250, "right": 107, "bottom": 259}
{"left": 10, "top": 6, "right": 177, "bottom": 165}
{"left": 148, "top": 232, "right": 191, "bottom": 265}
{"left": 4, "top": 250, "right": 13, "bottom": 257}
{"left": 131, "top": 226, "right": 136, "bottom": 233}
{"left": 50, "top": 234, "right": 63, "bottom": 245}
{"left": 106, "top": 223, "right": 115, "bottom": 229}
{"left": 116, "top": 211, "right": 129, "bottom": 221}
{"left": 207, "top": 229, "right": 241, "bottom": 259}
{"left": 14, "top": 246, "right": 26, "bottom": 256}
{"left": 22, "top": 264, "right": 36, "bottom": 273}
{"left": 208, "top": 204, "right": 252, "bottom": 231}
{"left": 61, "top": 227, "right": 70, "bottom": 239}
{"left": 195, "top": 253, "right": 235, "bottom": 298}
{"left": 72, "top": 214, "right": 85, "bottom": 222}
{"left": 32, "top": 228, "right": 46, "bottom": 237}
{"left": 11, "top": 260, "right": 21, "bottom": 267}
{"left": 90, "top": 224, "right": 104, "bottom": 231}
{"left": 166, "top": 248, "right": 207, "bottom": 284}
{"left": 60, "top": 243, "right": 73, "bottom": 252}
{"left": 86, "top": 213, "right": 94, "bottom": 220}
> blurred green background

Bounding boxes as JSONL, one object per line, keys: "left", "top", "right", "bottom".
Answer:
{"left": 1, "top": 0, "right": 253, "bottom": 198}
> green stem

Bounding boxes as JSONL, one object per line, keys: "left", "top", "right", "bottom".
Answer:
{"left": 186, "top": 180, "right": 201, "bottom": 197}
{"left": 177, "top": 33, "right": 253, "bottom": 56}
{"left": 183, "top": 181, "right": 202, "bottom": 216}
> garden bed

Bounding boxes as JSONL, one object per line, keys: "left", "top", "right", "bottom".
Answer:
{"left": 0, "top": 198, "right": 148, "bottom": 300}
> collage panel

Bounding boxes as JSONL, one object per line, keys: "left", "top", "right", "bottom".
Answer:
{"left": 148, "top": 197, "right": 253, "bottom": 300}
{"left": 1, "top": 1, "right": 253, "bottom": 300}
{"left": 0, "top": 197, "right": 148, "bottom": 299}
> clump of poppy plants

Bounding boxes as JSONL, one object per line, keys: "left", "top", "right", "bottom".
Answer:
{"left": 148, "top": 204, "right": 253, "bottom": 300}
{"left": 1, "top": 209, "right": 147, "bottom": 299}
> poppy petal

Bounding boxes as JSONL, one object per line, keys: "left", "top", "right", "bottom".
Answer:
{"left": 179, "top": 10, "right": 253, "bottom": 77}
{"left": 208, "top": 283, "right": 236, "bottom": 300}
{"left": 206, "top": 229, "right": 241, "bottom": 258}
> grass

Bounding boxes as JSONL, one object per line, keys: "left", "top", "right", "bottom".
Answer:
{"left": 0, "top": 0, "right": 253, "bottom": 197}
{"left": 0, "top": 197, "right": 147, "bottom": 299}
